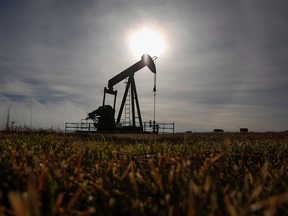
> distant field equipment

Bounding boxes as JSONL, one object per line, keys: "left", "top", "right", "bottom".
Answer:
{"left": 213, "top": 129, "right": 224, "bottom": 133}
{"left": 240, "top": 128, "right": 248, "bottom": 133}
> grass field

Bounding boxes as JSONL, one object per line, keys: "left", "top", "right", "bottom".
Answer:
{"left": 0, "top": 130, "right": 288, "bottom": 215}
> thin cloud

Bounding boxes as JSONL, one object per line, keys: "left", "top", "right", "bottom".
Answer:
{"left": 1, "top": 0, "right": 288, "bottom": 132}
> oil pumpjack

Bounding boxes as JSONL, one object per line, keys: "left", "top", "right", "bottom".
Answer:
{"left": 86, "top": 54, "right": 157, "bottom": 133}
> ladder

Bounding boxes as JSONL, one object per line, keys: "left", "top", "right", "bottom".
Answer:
{"left": 124, "top": 78, "right": 130, "bottom": 126}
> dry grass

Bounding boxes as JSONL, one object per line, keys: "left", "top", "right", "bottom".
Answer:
{"left": 0, "top": 131, "right": 288, "bottom": 215}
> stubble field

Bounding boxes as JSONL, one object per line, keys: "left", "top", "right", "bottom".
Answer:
{"left": 0, "top": 130, "right": 288, "bottom": 216}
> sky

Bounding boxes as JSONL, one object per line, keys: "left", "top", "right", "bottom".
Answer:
{"left": 1, "top": 0, "right": 288, "bottom": 132}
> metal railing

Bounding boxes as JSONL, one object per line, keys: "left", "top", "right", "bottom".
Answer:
{"left": 65, "top": 119, "right": 97, "bottom": 132}
{"left": 143, "top": 121, "right": 175, "bottom": 134}
{"left": 65, "top": 120, "right": 175, "bottom": 134}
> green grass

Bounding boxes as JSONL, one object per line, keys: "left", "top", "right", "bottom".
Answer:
{"left": 1, "top": 131, "right": 288, "bottom": 215}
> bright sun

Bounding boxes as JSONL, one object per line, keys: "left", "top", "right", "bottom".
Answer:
{"left": 130, "top": 28, "right": 164, "bottom": 58}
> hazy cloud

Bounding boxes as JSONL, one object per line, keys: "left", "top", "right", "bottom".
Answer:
{"left": 1, "top": 0, "right": 288, "bottom": 132}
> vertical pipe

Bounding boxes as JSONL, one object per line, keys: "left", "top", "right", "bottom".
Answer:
{"left": 153, "top": 72, "right": 156, "bottom": 133}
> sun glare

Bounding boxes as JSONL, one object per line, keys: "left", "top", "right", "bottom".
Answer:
{"left": 130, "top": 28, "right": 164, "bottom": 58}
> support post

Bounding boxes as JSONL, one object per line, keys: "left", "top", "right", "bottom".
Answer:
{"left": 131, "top": 76, "right": 142, "bottom": 127}
{"left": 131, "top": 77, "right": 135, "bottom": 127}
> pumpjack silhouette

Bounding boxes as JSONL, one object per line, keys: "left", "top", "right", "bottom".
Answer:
{"left": 87, "top": 54, "right": 158, "bottom": 133}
